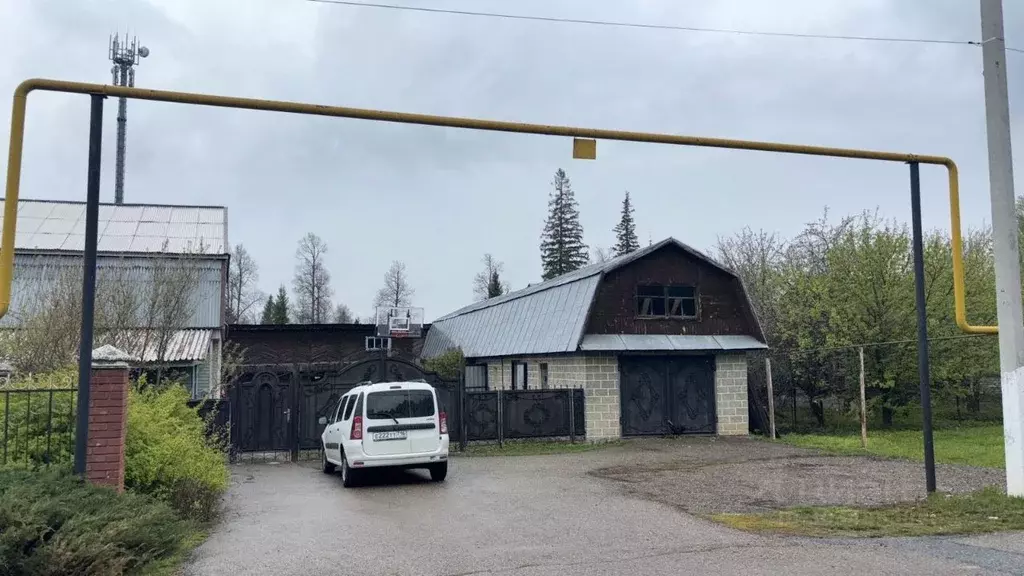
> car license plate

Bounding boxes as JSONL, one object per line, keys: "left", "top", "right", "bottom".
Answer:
{"left": 372, "top": 431, "right": 407, "bottom": 441}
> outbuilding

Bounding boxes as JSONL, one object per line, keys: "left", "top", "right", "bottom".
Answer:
{"left": 422, "top": 238, "right": 767, "bottom": 440}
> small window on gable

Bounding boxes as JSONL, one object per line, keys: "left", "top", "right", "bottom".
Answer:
{"left": 636, "top": 285, "right": 698, "bottom": 319}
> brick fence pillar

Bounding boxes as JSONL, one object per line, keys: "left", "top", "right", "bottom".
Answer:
{"left": 86, "top": 345, "right": 136, "bottom": 492}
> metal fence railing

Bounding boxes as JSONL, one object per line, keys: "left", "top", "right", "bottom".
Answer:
{"left": 461, "top": 389, "right": 585, "bottom": 444}
{"left": 1, "top": 387, "right": 78, "bottom": 469}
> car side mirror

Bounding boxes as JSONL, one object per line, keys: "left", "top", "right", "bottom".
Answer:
{"left": 318, "top": 416, "right": 328, "bottom": 425}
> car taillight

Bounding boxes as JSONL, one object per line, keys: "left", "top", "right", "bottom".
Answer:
{"left": 351, "top": 415, "right": 363, "bottom": 440}
{"left": 439, "top": 411, "right": 448, "bottom": 434}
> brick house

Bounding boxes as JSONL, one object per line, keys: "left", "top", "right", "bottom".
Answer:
{"left": 421, "top": 238, "right": 767, "bottom": 440}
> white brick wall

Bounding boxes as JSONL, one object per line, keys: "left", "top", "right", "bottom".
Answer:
{"left": 715, "top": 353, "right": 748, "bottom": 435}
{"left": 478, "top": 352, "right": 748, "bottom": 439}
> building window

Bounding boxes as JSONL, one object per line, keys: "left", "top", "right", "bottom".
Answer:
{"left": 636, "top": 285, "right": 698, "bottom": 319}
{"left": 540, "top": 363, "right": 549, "bottom": 389}
{"left": 466, "top": 364, "right": 488, "bottom": 391}
{"left": 512, "top": 361, "right": 528, "bottom": 390}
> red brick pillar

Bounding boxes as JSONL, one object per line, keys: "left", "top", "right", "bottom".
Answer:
{"left": 86, "top": 345, "right": 134, "bottom": 492}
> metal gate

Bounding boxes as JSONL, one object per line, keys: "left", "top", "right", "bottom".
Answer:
{"left": 619, "top": 356, "right": 716, "bottom": 436}
{"left": 229, "top": 357, "right": 458, "bottom": 460}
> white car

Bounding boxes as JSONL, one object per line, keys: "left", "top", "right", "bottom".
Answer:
{"left": 319, "top": 381, "right": 449, "bottom": 487}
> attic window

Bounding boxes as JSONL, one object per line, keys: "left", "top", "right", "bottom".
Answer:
{"left": 636, "top": 285, "right": 697, "bottom": 319}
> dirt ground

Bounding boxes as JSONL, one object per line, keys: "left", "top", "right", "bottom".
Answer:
{"left": 589, "top": 436, "right": 1006, "bottom": 514}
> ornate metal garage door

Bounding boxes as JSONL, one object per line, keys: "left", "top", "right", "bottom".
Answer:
{"left": 619, "top": 356, "right": 716, "bottom": 436}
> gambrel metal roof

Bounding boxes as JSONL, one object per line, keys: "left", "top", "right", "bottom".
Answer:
{"left": 423, "top": 238, "right": 763, "bottom": 358}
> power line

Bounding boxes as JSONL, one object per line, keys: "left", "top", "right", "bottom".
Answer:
{"left": 305, "top": 0, "right": 1022, "bottom": 52}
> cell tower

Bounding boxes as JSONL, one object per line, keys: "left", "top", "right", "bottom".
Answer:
{"left": 108, "top": 33, "right": 149, "bottom": 205}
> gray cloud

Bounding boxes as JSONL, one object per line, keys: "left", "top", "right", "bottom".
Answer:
{"left": 1, "top": 0, "right": 1021, "bottom": 320}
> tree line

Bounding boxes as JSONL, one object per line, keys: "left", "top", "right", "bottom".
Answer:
{"left": 715, "top": 202, "right": 1023, "bottom": 427}
{"left": 227, "top": 235, "right": 415, "bottom": 325}
{"left": 231, "top": 168, "right": 645, "bottom": 319}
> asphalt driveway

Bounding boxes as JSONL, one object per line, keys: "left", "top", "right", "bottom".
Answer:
{"left": 186, "top": 439, "right": 1023, "bottom": 576}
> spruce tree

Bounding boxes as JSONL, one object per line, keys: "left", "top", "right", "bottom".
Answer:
{"left": 260, "top": 296, "right": 275, "bottom": 324}
{"left": 613, "top": 191, "right": 640, "bottom": 257}
{"left": 487, "top": 270, "right": 504, "bottom": 298}
{"left": 540, "top": 168, "right": 589, "bottom": 280}
{"left": 271, "top": 285, "right": 290, "bottom": 324}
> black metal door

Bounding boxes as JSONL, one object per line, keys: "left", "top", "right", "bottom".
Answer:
{"left": 232, "top": 369, "right": 295, "bottom": 452}
{"left": 619, "top": 356, "right": 716, "bottom": 436}
{"left": 666, "top": 357, "right": 716, "bottom": 434}
{"left": 619, "top": 357, "right": 669, "bottom": 436}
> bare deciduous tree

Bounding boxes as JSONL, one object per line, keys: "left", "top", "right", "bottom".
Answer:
{"left": 333, "top": 303, "right": 354, "bottom": 323}
{"left": 0, "top": 243, "right": 204, "bottom": 378}
{"left": 716, "top": 227, "right": 788, "bottom": 341}
{"left": 374, "top": 260, "right": 415, "bottom": 310}
{"left": 472, "top": 254, "right": 509, "bottom": 300}
{"left": 227, "top": 244, "right": 262, "bottom": 324}
{"left": 293, "top": 233, "right": 333, "bottom": 323}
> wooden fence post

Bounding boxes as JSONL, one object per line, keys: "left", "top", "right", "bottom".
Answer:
{"left": 859, "top": 347, "right": 868, "bottom": 448}
{"left": 765, "top": 358, "right": 776, "bottom": 439}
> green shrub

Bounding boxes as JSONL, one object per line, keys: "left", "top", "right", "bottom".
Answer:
{"left": 125, "top": 384, "right": 229, "bottom": 522}
{"left": 423, "top": 348, "right": 465, "bottom": 380}
{"left": 0, "top": 468, "right": 198, "bottom": 575}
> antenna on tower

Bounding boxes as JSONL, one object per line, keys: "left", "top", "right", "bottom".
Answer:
{"left": 108, "top": 32, "right": 149, "bottom": 205}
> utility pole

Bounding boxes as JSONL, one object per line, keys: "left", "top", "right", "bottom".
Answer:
{"left": 108, "top": 33, "right": 149, "bottom": 205}
{"left": 979, "top": 0, "right": 1024, "bottom": 497}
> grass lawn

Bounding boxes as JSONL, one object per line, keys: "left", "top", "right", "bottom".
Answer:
{"left": 712, "top": 488, "right": 1024, "bottom": 537}
{"left": 777, "top": 425, "right": 1004, "bottom": 469}
{"left": 455, "top": 439, "right": 622, "bottom": 457}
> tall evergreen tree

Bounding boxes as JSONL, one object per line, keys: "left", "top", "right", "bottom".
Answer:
{"left": 612, "top": 191, "right": 640, "bottom": 257}
{"left": 271, "top": 285, "right": 290, "bottom": 324}
{"left": 540, "top": 168, "right": 589, "bottom": 280}
{"left": 259, "top": 296, "right": 275, "bottom": 324}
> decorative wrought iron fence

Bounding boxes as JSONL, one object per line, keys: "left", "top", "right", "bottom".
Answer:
{"left": 462, "top": 389, "right": 585, "bottom": 443}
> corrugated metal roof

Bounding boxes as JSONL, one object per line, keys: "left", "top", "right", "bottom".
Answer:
{"left": 0, "top": 253, "right": 224, "bottom": 329}
{"left": 422, "top": 276, "right": 600, "bottom": 358}
{"left": 120, "top": 329, "right": 213, "bottom": 363}
{"left": 423, "top": 237, "right": 766, "bottom": 359}
{"left": 578, "top": 334, "right": 768, "bottom": 352}
{"left": 0, "top": 199, "right": 228, "bottom": 255}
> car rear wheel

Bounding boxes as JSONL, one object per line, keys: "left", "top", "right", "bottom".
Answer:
{"left": 429, "top": 462, "right": 448, "bottom": 482}
{"left": 321, "top": 448, "right": 335, "bottom": 474}
{"left": 341, "top": 453, "right": 358, "bottom": 488}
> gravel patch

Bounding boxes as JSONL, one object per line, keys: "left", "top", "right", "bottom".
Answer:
{"left": 588, "top": 437, "right": 1005, "bottom": 514}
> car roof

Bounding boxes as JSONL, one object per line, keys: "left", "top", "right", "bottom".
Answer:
{"left": 345, "top": 381, "right": 435, "bottom": 394}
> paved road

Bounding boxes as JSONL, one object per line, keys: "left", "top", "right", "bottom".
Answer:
{"left": 186, "top": 450, "right": 1024, "bottom": 576}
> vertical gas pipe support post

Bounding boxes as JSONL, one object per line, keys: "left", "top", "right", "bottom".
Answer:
{"left": 909, "top": 161, "right": 937, "bottom": 493}
{"left": 74, "top": 94, "right": 104, "bottom": 475}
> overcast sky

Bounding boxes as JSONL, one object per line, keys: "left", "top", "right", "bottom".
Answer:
{"left": 1, "top": 0, "right": 1022, "bottom": 322}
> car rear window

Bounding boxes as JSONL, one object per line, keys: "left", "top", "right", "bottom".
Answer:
{"left": 365, "top": 390, "right": 435, "bottom": 419}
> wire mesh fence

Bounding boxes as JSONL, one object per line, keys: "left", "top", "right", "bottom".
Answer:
{"left": 747, "top": 336, "right": 1003, "bottom": 435}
